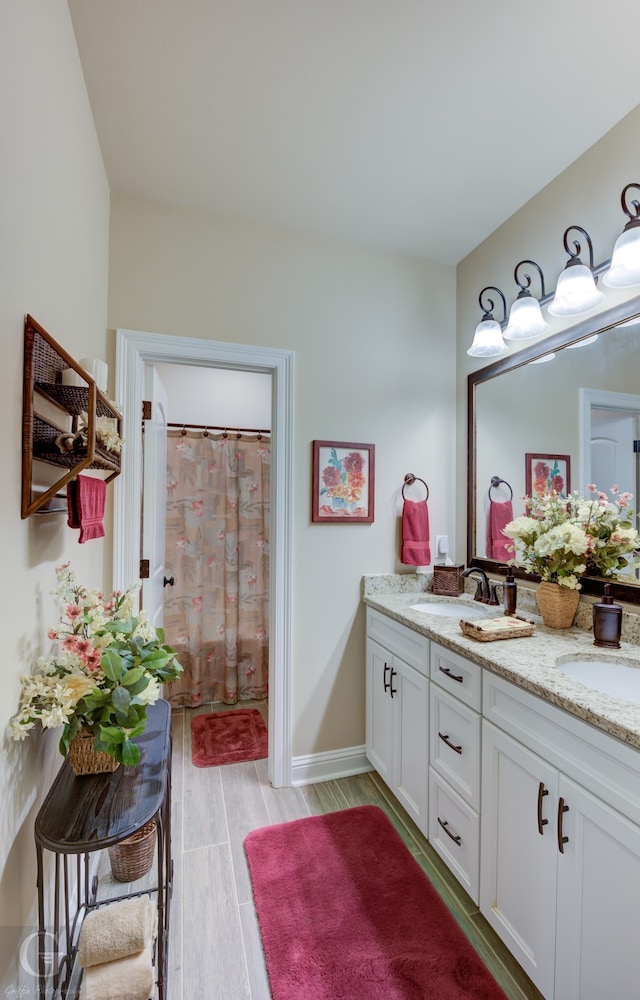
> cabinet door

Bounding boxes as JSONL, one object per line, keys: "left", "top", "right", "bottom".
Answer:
{"left": 394, "top": 658, "right": 429, "bottom": 834}
{"left": 480, "top": 721, "right": 558, "bottom": 999}
{"left": 365, "top": 638, "right": 394, "bottom": 785}
{"left": 555, "top": 775, "right": 640, "bottom": 1000}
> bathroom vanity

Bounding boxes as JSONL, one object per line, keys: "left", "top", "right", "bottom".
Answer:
{"left": 364, "top": 581, "right": 640, "bottom": 1000}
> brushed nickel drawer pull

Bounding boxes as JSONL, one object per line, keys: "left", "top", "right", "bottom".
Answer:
{"left": 438, "top": 732, "right": 463, "bottom": 755}
{"left": 537, "top": 781, "right": 549, "bottom": 835}
{"left": 438, "top": 817, "right": 462, "bottom": 845}
{"left": 439, "top": 665, "right": 463, "bottom": 683}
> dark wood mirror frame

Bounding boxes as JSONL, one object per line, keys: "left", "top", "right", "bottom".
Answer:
{"left": 467, "top": 291, "right": 640, "bottom": 605}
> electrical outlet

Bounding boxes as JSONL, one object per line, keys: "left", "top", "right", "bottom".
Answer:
{"left": 435, "top": 535, "right": 449, "bottom": 556}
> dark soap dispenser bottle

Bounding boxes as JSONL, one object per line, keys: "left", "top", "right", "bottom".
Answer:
{"left": 502, "top": 569, "right": 518, "bottom": 616}
{"left": 592, "top": 584, "right": 622, "bottom": 649}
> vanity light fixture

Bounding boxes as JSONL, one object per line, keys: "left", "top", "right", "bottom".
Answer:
{"left": 503, "top": 260, "right": 549, "bottom": 340}
{"left": 603, "top": 183, "right": 640, "bottom": 288}
{"left": 467, "top": 286, "right": 509, "bottom": 357}
{"left": 548, "top": 226, "right": 605, "bottom": 318}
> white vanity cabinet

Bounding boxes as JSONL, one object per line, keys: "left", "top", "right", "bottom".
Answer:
{"left": 481, "top": 671, "right": 640, "bottom": 1000}
{"left": 365, "top": 608, "right": 429, "bottom": 835}
{"left": 428, "top": 643, "right": 481, "bottom": 902}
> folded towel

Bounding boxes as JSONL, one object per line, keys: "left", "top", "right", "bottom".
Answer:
{"left": 67, "top": 475, "right": 106, "bottom": 543}
{"left": 401, "top": 499, "right": 431, "bottom": 565}
{"left": 78, "top": 896, "right": 157, "bottom": 969}
{"left": 79, "top": 944, "right": 155, "bottom": 1000}
{"left": 487, "top": 500, "right": 514, "bottom": 562}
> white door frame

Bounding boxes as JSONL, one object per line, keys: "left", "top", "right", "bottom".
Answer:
{"left": 113, "top": 329, "right": 295, "bottom": 787}
{"left": 579, "top": 387, "right": 640, "bottom": 493}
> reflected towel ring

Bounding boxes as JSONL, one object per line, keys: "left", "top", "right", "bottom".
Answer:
{"left": 402, "top": 473, "right": 429, "bottom": 501}
{"left": 489, "top": 475, "right": 513, "bottom": 501}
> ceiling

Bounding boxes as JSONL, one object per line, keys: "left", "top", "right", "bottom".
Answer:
{"left": 67, "top": 0, "right": 640, "bottom": 265}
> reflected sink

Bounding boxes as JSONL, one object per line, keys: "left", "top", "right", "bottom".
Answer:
{"left": 556, "top": 657, "right": 640, "bottom": 704}
{"left": 409, "top": 601, "right": 494, "bottom": 619}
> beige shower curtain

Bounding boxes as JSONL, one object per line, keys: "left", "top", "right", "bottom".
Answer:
{"left": 163, "top": 430, "right": 270, "bottom": 708}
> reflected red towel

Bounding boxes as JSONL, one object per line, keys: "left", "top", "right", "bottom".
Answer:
{"left": 401, "top": 500, "right": 431, "bottom": 565}
{"left": 487, "top": 500, "right": 513, "bottom": 561}
{"left": 67, "top": 476, "right": 106, "bottom": 543}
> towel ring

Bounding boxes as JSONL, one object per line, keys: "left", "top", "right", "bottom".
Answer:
{"left": 402, "top": 473, "right": 429, "bottom": 501}
{"left": 488, "top": 476, "right": 513, "bottom": 501}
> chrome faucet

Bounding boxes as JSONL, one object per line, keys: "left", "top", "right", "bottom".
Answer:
{"left": 462, "top": 567, "right": 500, "bottom": 605}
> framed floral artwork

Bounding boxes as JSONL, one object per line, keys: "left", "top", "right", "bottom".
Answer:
{"left": 525, "top": 453, "right": 571, "bottom": 498}
{"left": 312, "top": 440, "right": 375, "bottom": 523}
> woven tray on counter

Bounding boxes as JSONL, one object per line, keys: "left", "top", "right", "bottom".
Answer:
{"left": 460, "top": 616, "right": 536, "bottom": 642}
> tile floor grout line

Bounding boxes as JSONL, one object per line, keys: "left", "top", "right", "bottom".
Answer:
{"left": 219, "top": 762, "right": 254, "bottom": 999}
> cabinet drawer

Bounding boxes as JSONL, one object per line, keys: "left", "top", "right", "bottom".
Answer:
{"left": 484, "top": 671, "right": 640, "bottom": 827}
{"left": 366, "top": 608, "right": 430, "bottom": 676}
{"left": 429, "top": 768, "right": 479, "bottom": 903}
{"left": 430, "top": 686, "right": 480, "bottom": 809}
{"left": 430, "top": 642, "right": 481, "bottom": 711}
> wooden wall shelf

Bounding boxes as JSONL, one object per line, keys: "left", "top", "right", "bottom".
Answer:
{"left": 21, "top": 315, "right": 122, "bottom": 518}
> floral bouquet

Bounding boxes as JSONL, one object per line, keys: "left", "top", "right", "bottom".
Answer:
{"left": 9, "top": 564, "right": 182, "bottom": 766}
{"left": 502, "top": 485, "right": 640, "bottom": 590}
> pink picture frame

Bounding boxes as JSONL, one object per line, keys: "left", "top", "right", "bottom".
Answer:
{"left": 312, "top": 440, "right": 375, "bottom": 523}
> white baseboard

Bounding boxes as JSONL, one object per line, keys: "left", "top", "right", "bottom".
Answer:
{"left": 291, "top": 745, "right": 373, "bottom": 786}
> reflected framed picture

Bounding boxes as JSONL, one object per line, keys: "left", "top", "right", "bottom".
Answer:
{"left": 312, "top": 440, "right": 375, "bottom": 523}
{"left": 525, "top": 453, "right": 571, "bottom": 498}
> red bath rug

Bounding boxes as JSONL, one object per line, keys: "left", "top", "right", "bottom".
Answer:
{"left": 191, "top": 708, "right": 268, "bottom": 767}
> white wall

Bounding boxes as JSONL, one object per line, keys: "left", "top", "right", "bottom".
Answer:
{"left": 0, "top": 0, "right": 110, "bottom": 987}
{"left": 108, "top": 196, "right": 457, "bottom": 758}
{"left": 155, "top": 363, "right": 271, "bottom": 428}
{"left": 456, "top": 105, "right": 640, "bottom": 565}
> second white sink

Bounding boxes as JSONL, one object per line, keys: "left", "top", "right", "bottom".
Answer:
{"left": 409, "top": 601, "right": 494, "bottom": 619}
{"left": 556, "top": 657, "right": 640, "bottom": 704}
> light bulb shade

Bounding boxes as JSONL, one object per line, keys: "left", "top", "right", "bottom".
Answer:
{"left": 602, "top": 227, "right": 640, "bottom": 288}
{"left": 467, "top": 319, "right": 508, "bottom": 357}
{"left": 548, "top": 264, "right": 605, "bottom": 317}
{"left": 504, "top": 296, "right": 549, "bottom": 340}
{"left": 565, "top": 334, "right": 599, "bottom": 349}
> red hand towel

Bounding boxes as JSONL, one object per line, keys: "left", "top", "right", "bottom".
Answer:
{"left": 487, "top": 500, "right": 514, "bottom": 562}
{"left": 67, "top": 476, "right": 106, "bottom": 543}
{"left": 401, "top": 500, "right": 431, "bottom": 566}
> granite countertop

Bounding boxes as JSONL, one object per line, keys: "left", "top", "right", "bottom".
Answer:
{"left": 363, "top": 583, "right": 640, "bottom": 752}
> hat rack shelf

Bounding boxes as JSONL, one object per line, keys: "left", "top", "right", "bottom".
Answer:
{"left": 21, "top": 315, "right": 122, "bottom": 518}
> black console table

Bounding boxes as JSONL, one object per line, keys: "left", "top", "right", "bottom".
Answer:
{"left": 34, "top": 699, "right": 172, "bottom": 999}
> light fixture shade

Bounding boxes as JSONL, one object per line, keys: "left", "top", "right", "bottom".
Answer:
{"left": 602, "top": 227, "right": 640, "bottom": 287}
{"left": 530, "top": 352, "right": 556, "bottom": 364}
{"left": 467, "top": 319, "right": 508, "bottom": 357}
{"left": 504, "top": 296, "right": 549, "bottom": 340}
{"left": 548, "top": 264, "right": 605, "bottom": 317}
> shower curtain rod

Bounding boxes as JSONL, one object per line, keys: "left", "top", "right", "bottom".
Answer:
{"left": 166, "top": 421, "right": 271, "bottom": 437}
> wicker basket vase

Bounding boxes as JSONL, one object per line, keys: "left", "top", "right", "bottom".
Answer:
{"left": 108, "top": 821, "right": 157, "bottom": 882}
{"left": 536, "top": 581, "right": 580, "bottom": 629}
{"left": 68, "top": 728, "right": 120, "bottom": 777}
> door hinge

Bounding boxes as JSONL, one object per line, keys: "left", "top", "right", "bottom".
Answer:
{"left": 140, "top": 558, "right": 150, "bottom": 579}
{"left": 633, "top": 440, "right": 640, "bottom": 453}
{"left": 142, "top": 399, "right": 152, "bottom": 421}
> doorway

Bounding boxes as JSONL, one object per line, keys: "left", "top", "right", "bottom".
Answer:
{"left": 113, "top": 328, "right": 295, "bottom": 787}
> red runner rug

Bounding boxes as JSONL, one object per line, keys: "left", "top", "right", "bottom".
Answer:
{"left": 191, "top": 708, "right": 268, "bottom": 767}
{"left": 244, "top": 804, "right": 508, "bottom": 1000}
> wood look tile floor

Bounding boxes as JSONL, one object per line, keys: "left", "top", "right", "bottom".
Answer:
{"left": 138, "top": 701, "right": 543, "bottom": 1000}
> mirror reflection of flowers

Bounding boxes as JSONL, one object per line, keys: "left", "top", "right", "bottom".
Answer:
{"left": 503, "top": 485, "right": 640, "bottom": 590}
{"left": 8, "top": 564, "right": 182, "bottom": 765}
{"left": 320, "top": 449, "right": 366, "bottom": 514}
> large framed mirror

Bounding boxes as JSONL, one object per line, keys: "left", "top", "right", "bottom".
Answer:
{"left": 467, "top": 291, "right": 640, "bottom": 604}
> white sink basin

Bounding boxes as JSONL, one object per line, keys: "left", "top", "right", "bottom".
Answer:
{"left": 556, "top": 657, "right": 640, "bottom": 704}
{"left": 409, "top": 601, "right": 493, "bottom": 619}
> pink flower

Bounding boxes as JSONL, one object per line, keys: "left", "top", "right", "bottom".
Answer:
{"left": 192, "top": 597, "right": 203, "bottom": 613}
{"left": 47, "top": 629, "right": 58, "bottom": 640}
{"left": 192, "top": 501, "right": 204, "bottom": 517}
{"left": 66, "top": 605, "right": 82, "bottom": 621}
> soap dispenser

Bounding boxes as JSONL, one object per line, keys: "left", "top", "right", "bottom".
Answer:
{"left": 592, "top": 584, "right": 622, "bottom": 649}
{"left": 502, "top": 569, "right": 518, "bottom": 616}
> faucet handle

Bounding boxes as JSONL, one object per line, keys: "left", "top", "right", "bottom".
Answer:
{"left": 488, "top": 581, "right": 501, "bottom": 606}
{"left": 471, "top": 578, "right": 484, "bottom": 602}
